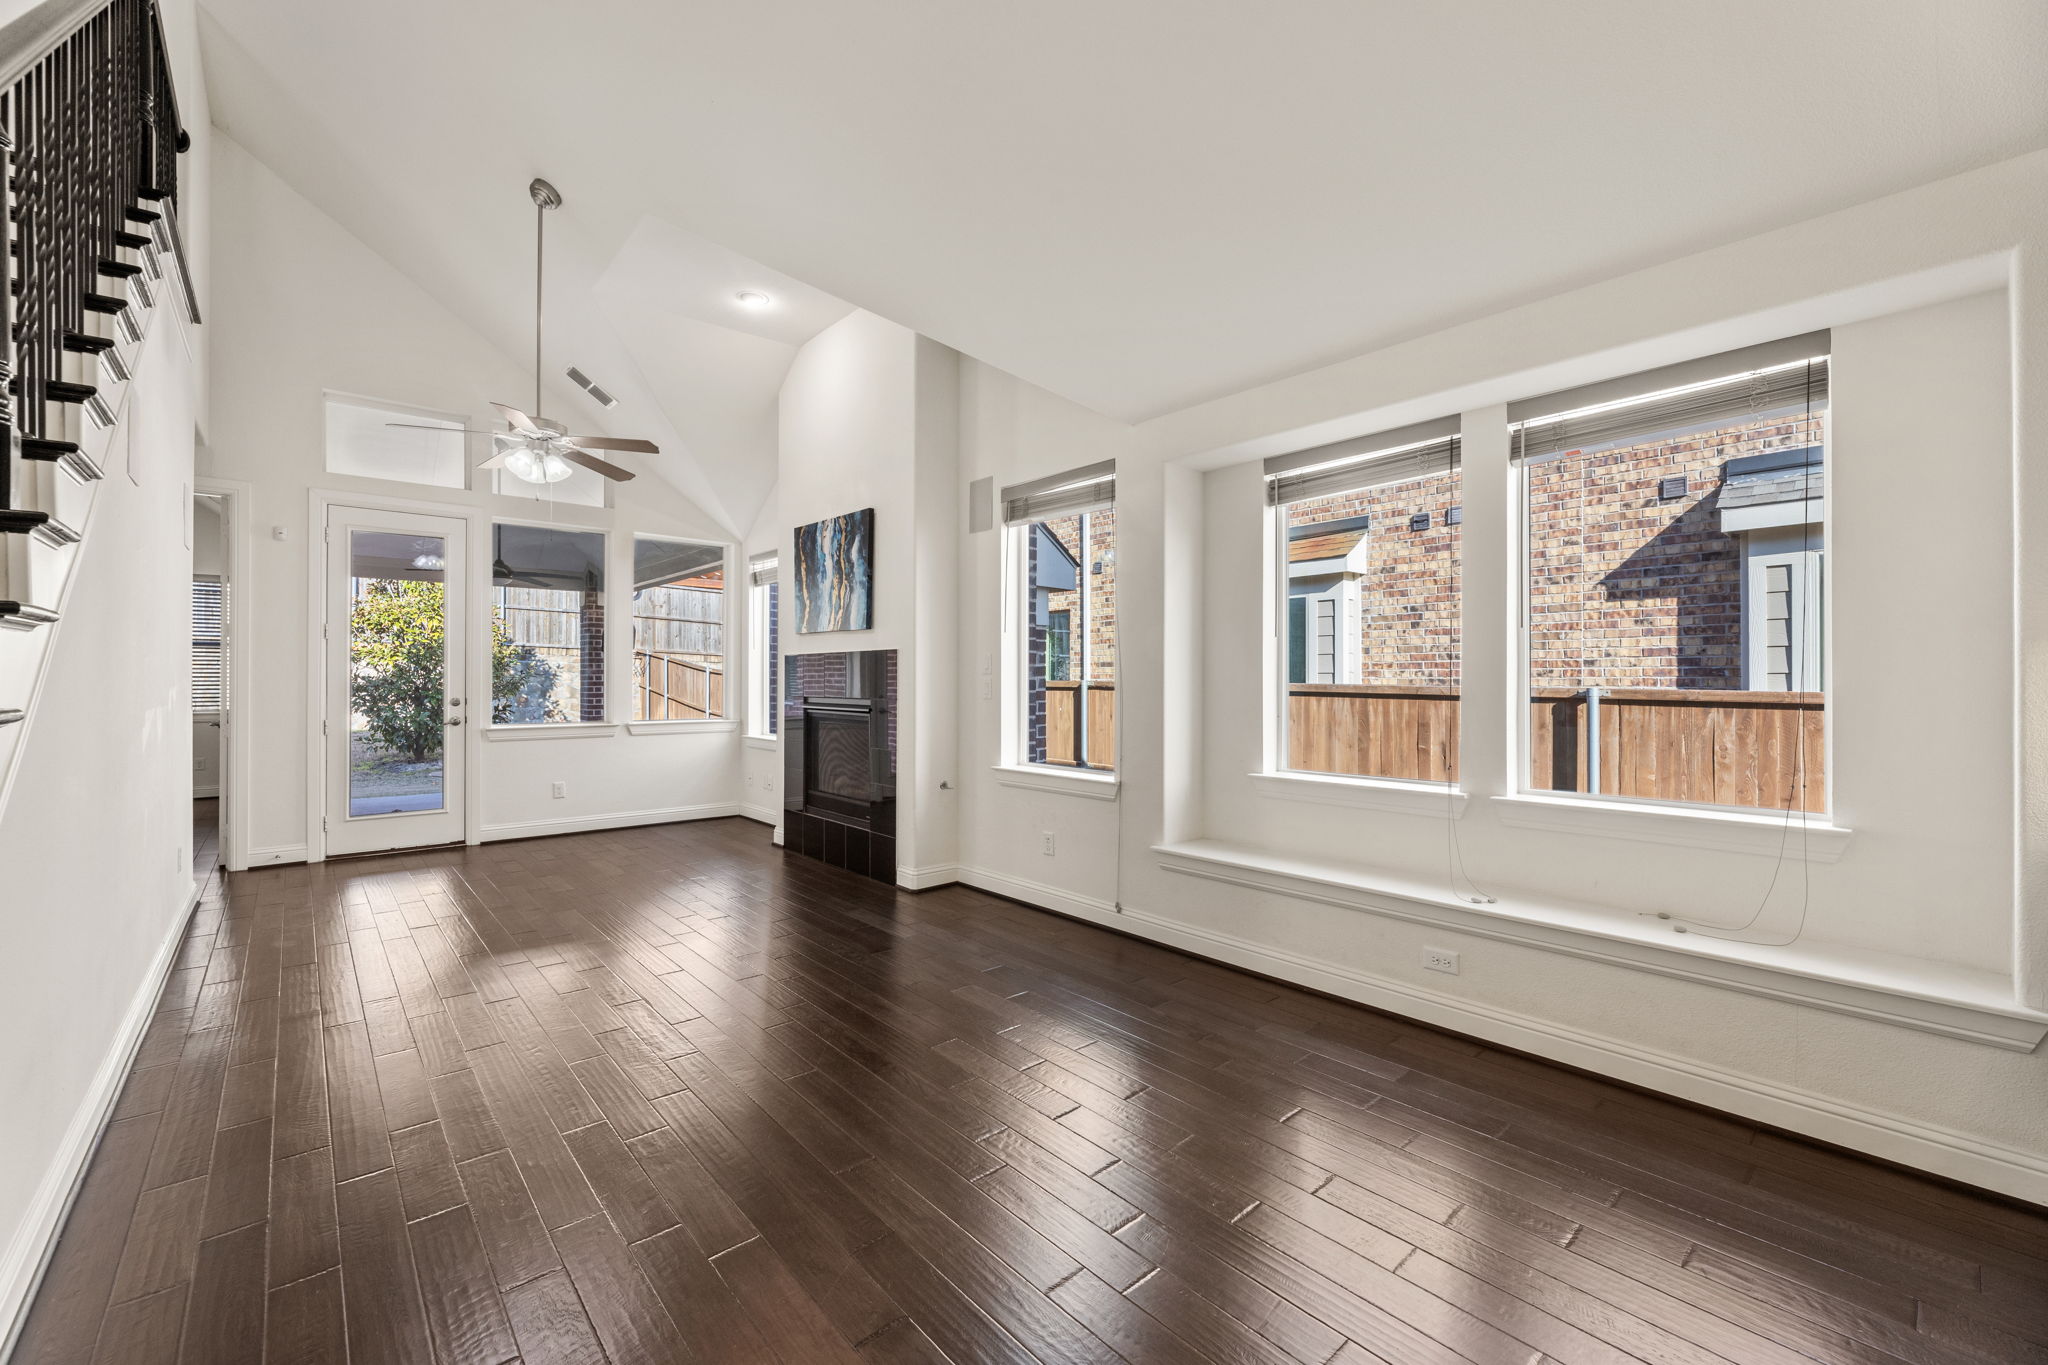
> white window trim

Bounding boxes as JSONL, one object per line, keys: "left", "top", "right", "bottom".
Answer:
{"left": 1152, "top": 838, "right": 2044, "bottom": 1052}
{"left": 1491, "top": 792, "right": 1851, "bottom": 861}
{"left": 1249, "top": 770, "right": 1467, "bottom": 819}
{"left": 1512, "top": 411, "right": 1834, "bottom": 820}
{"left": 743, "top": 735, "right": 780, "bottom": 752}
{"left": 991, "top": 763, "right": 1120, "bottom": 801}
{"left": 1004, "top": 514, "right": 1119, "bottom": 776}
{"left": 483, "top": 721, "right": 620, "bottom": 742}
{"left": 626, "top": 718, "right": 737, "bottom": 735}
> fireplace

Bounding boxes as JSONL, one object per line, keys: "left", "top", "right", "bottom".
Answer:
{"left": 784, "top": 651, "right": 896, "bottom": 883}
{"left": 803, "top": 698, "right": 877, "bottom": 819}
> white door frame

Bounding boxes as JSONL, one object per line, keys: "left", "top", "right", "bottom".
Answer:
{"left": 194, "top": 478, "right": 250, "bottom": 871}
{"left": 307, "top": 488, "right": 488, "bottom": 860}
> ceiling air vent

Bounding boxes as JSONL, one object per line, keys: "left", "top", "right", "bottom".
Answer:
{"left": 565, "top": 366, "right": 618, "bottom": 409}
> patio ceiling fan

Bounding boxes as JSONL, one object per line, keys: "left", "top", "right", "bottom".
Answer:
{"left": 390, "top": 178, "right": 656, "bottom": 485}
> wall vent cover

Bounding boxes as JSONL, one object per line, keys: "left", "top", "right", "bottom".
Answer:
{"left": 566, "top": 366, "right": 618, "bottom": 409}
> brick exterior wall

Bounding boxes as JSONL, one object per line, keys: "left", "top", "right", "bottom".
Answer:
{"left": 576, "top": 592, "right": 606, "bottom": 722}
{"left": 1041, "top": 507, "right": 1118, "bottom": 682}
{"left": 1285, "top": 409, "right": 1823, "bottom": 690}
{"left": 1287, "top": 480, "right": 1463, "bottom": 687}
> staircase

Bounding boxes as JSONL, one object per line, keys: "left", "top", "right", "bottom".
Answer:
{"left": 0, "top": 0, "right": 198, "bottom": 757}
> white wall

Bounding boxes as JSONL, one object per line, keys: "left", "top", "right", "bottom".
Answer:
{"left": 204, "top": 135, "right": 745, "bottom": 865}
{"left": 0, "top": 0, "right": 212, "bottom": 1338}
{"left": 775, "top": 312, "right": 959, "bottom": 881}
{"left": 955, "top": 361, "right": 1136, "bottom": 907}
{"left": 949, "top": 150, "right": 2048, "bottom": 1203}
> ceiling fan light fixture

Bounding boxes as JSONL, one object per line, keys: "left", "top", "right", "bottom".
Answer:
{"left": 504, "top": 445, "right": 576, "bottom": 485}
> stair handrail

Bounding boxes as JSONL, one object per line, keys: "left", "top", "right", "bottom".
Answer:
{"left": 0, "top": 0, "right": 108, "bottom": 95}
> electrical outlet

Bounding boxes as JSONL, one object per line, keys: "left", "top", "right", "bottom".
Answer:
{"left": 1423, "top": 947, "right": 1460, "bottom": 975}
{"left": 1041, "top": 831, "right": 1056, "bottom": 857}
{"left": 551, "top": 781, "right": 567, "bottom": 800}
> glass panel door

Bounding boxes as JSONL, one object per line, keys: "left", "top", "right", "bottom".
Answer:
{"left": 325, "top": 507, "right": 468, "bottom": 855}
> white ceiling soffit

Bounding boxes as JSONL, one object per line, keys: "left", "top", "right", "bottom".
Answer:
{"left": 198, "top": 1, "right": 2048, "bottom": 424}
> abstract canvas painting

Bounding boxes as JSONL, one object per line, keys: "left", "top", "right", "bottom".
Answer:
{"left": 793, "top": 507, "right": 874, "bottom": 632}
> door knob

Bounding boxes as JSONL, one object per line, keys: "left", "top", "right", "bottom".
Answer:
{"left": 446, "top": 718, "right": 463, "bottom": 727}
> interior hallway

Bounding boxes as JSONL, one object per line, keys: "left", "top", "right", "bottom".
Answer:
{"left": 16, "top": 818, "right": 2048, "bottom": 1365}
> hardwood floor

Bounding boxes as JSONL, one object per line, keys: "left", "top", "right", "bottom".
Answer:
{"left": 16, "top": 816, "right": 2048, "bottom": 1364}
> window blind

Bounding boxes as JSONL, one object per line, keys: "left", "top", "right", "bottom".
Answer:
{"left": 1263, "top": 416, "right": 1460, "bottom": 506}
{"left": 1002, "top": 460, "right": 1115, "bottom": 525}
{"left": 1509, "top": 333, "right": 1829, "bottom": 463}
{"left": 192, "top": 578, "right": 225, "bottom": 712}
{"left": 749, "top": 551, "right": 779, "bottom": 587}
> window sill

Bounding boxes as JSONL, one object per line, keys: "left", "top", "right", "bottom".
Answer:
{"left": 625, "top": 719, "right": 737, "bottom": 736}
{"left": 1250, "top": 770, "right": 1467, "bottom": 818}
{"left": 1491, "top": 793, "right": 1852, "bottom": 863}
{"left": 991, "top": 764, "right": 1120, "bottom": 801}
{"left": 743, "top": 734, "right": 780, "bottom": 751}
{"left": 1151, "top": 839, "right": 2046, "bottom": 1051}
{"left": 482, "top": 722, "right": 620, "bottom": 742}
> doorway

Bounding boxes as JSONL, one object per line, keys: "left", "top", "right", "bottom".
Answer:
{"left": 191, "top": 491, "right": 230, "bottom": 884}
{"left": 324, "top": 505, "right": 470, "bottom": 856}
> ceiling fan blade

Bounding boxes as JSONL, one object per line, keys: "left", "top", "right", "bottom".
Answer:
{"left": 387, "top": 423, "right": 495, "bottom": 435}
{"left": 492, "top": 402, "right": 545, "bottom": 435}
{"left": 475, "top": 452, "right": 511, "bottom": 470}
{"left": 564, "top": 435, "right": 659, "bottom": 454}
{"left": 561, "top": 449, "right": 637, "bottom": 482}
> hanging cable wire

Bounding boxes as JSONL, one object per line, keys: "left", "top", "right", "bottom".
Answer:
{"left": 1645, "top": 359, "right": 1823, "bottom": 945}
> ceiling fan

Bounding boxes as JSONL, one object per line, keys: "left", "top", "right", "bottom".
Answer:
{"left": 390, "top": 178, "right": 657, "bottom": 485}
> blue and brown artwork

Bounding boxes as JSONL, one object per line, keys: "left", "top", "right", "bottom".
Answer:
{"left": 793, "top": 507, "right": 874, "bottom": 633}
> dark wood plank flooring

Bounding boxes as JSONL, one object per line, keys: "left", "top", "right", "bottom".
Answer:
{"left": 16, "top": 816, "right": 2048, "bottom": 1364}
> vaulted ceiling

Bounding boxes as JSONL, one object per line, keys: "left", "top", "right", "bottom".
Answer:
{"left": 198, "top": 0, "right": 2048, "bottom": 529}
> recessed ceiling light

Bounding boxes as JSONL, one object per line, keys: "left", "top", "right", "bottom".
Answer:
{"left": 734, "top": 290, "right": 773, "bottom": 310}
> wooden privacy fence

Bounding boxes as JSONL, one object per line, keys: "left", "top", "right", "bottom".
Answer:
{"left": 1529, "top": 687, "right": 1824, "bottom": 812}
{"left": 1288, "top": 684, "right": 1459, "bottom": 784}
{"left": 635, "top": 651, "right": 723, "bottom": 720}
{"left": 1044, "top": 680, "right": 1116, "bottom": 768}
{"left": 1287, "top": 684, "right": 1825, "bottom": 813}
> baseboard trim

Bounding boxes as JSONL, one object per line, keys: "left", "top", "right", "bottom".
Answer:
{"left": 949, "top": 863, "right": 2048, "bottom": 1207}
{"left": 737, "top": 803, "right": 780, "bottom": 828}
{"left": 897, "top": 863, "right": 961, "bottom": 891}
{"left": 0, "top": 881, "right": 201, "bottom": 1359}
{"left": 478, "top": 802, "right": 741, "bottom": 842}
{"left": 956, "top": 865, "right": 1119, "bottom": 922}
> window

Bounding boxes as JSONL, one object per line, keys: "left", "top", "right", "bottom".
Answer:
{"left": 490, "top": 524, "right": 606, "bottom": 724}
{"left": 324, "top": 395, "right": 468, "bottom": 489}
{"left": 748, "top": 552, "right": 780, "bottom": 737}
{"left": 192, "top": 577, "right": 225, "bottom": 713}
{"left": 1512, "top": 332, "right": 1828, "bottom": 813}
{"left": 632, "top": 537, "right": 726, "bottom": 721}
{"left": 1265, "top": 420, "right": 1462, "bottom": 784}
{"left": 1004, "top": 462, "right": 1117, "bottom": 772}
{"left": 1046, "top": 610, "right": 1072, "bottom": 681}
